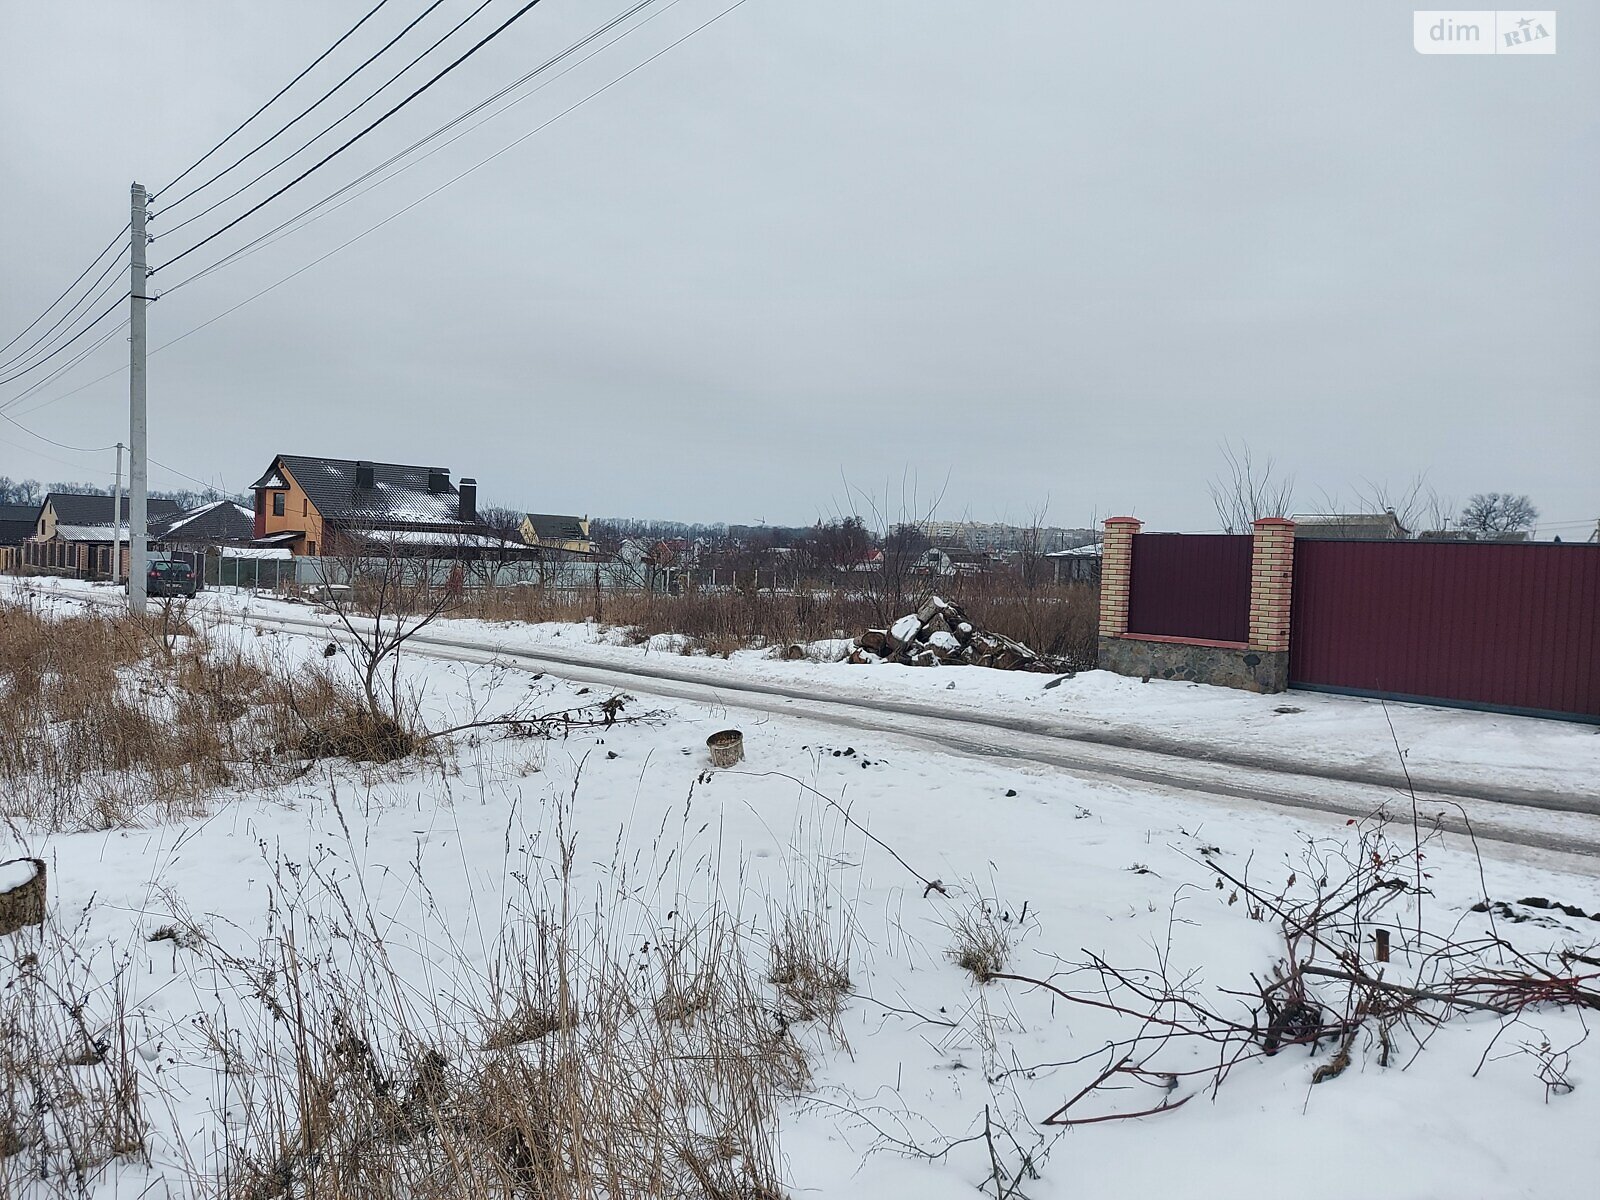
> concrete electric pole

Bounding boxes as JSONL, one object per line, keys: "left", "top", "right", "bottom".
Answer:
{"left": 128, "top": 183, "right": 149, "bottom": 614}
{"left": 111, "top": 441, "right": 124, "bottom": 583}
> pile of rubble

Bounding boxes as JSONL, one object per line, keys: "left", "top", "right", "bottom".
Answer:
{"left": 850, "top": 596, "right": 1059, "bottom": 671}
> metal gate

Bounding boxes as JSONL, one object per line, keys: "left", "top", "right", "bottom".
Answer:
{"left": 1289, "top": 540, "right": 1600, "bottom": 721}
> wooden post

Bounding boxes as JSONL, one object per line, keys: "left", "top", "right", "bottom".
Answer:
{"left": 1375, "top": 929, "right": 1391, "bottom": 963}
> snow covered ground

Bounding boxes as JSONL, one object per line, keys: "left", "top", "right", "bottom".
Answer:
{"left": 3, "top": 579, "right": 1598, "bottom": 1197}
{"left": 25, "top": 577, "right": 1600, "bottom": 801}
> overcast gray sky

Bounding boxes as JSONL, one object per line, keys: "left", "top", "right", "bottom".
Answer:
{"left": 1, "top": 1, "right": 1595, "bottom": 534}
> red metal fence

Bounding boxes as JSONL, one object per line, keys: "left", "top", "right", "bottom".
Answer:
{"left": 1290, "top": 540, "right": 1600, "bottom": 720}
{"left": 1127, "top": 534, "right": 1252, "bottom": 643}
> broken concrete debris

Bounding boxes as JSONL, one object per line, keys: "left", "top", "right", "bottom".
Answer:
{"left": 849, "top": 596, "right": 1064, "bottom": 671}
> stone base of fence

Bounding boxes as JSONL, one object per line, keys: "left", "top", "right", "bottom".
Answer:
{"left": 1096, "top": 515, "right": 1296, "bottom": 695}
{"left": 1096, "top": 634, "right": 1288, "bottom": 694}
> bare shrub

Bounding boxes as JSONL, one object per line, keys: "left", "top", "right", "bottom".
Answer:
{"left": 767, "top": 857, "right": 854, "bottom": 1034}
{"left": 178, "top": 806, "right": 831, "bottom": 1200}
{"left": 0, "top": 912, "right": 148, "bottom": 1197}
{"left": 454, "top": 578, "right": 1100, "bottom": 669}
{"left": 948, "top": 901, "right": 1015, "bottom": 984}
{"left": 0, "top": 599, "right": 424, "bottom": 830}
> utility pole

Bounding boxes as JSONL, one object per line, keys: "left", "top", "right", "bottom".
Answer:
{"left": 128, "top": 183, "right": 149, "bottom": 614}
{"left": 111, "top": 442, "right": 124, "bottom": 582}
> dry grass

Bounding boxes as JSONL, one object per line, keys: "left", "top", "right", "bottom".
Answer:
{"left": 456, "top": 579, "right": 1100, "bottom": 667}
{"left": 0, "top": 597, "right": 412, "bottom": 831}
{"left": 179, "top": 824, "right": 839, "bottom": 1200}
{"left": 0, "top": 910, "right": 148, "bottom": 1198}
{"left": 947, "top": 902, "right": 1016, "bottom": 984}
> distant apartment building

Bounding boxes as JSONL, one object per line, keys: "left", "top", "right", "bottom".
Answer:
{"left": 912, "top": 520, "right": 1097, "bottom": 553}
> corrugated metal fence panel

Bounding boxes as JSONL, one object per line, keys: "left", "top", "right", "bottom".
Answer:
{"left": 1127, "top": 534, "right": 1252, "bottom": 643}
{"left": 1290, "top": 540, "right": 1600, "bottom": 719}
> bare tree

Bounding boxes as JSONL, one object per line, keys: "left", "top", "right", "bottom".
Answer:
{"left": 1457, "top": 492, "right": 1539, "bottom": 538}
{"left": 1312, "top": 475, "right": 1453, "bottom": 538}
{"left": 1016, "top": 500, "right": 1052, "bottom": 591}
{"left": 838, "top": 468, "right": 948, "bottom": 623}
{"left": 1208, "top": 441, "right": 1294, "bottom": 533}
{"left": 314, "top": 534, "right": 463, "bottom": 725}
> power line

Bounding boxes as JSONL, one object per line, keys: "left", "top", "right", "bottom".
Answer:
{"left": 162, "top": 0, "right": 678, "bottom": 296}
{"left": 0, "top": 222, "right": 129, "bottom": 358}
{"left": 0, "top": 319, "right": 129, "bottom": 415}
{"left": 0, "top": 291, "right": 131, "bottom": 388}
{"left": 153, "top": 0, "right": 751, "bottom": 334}
{"left": 10, "top": 0, "right": 748, "bottom": 433}
{"left": 153, "top": 0, "right": 559, "bottom": 277}
{"left": 3, "top": 332, "right": 129, "bottom": 420}
{"left": 0, "top": 411, "right": 117, "bottom": 454}
{"left": 155, "top": 0, "right": 397, "bottom": 200}
{"left": 148, "top": 454, "right": 230, "bottom": 495}
{"left": 0, "top": 241, "right": 129, "bottom": 373}
{"left": 154, "top": 0, "right": 449, "bottom": 217}
{"left": 0, "top": 432, "right": 119, "bottom": 477}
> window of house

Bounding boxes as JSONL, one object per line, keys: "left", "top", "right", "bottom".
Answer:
{"left": 302, "top": 498, "right": 308, "bottom": 516}
{"left": 272, "top": 493, "right": 285, "bottom": 517}
{"left": 308, "top": 541, "right": 318, "bottom": 556}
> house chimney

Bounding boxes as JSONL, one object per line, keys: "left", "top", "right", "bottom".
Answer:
{"left": 428, "top": 468, "right": 449, "bottom": 494}
{"left": 458, "top": 478, "right": 477, "bottom": 523}
{"left": 355, "top": 462, "right": 374, "bottom": 489}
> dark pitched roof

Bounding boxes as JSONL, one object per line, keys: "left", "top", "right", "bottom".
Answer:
{"left": 0, "top": 503, "right": 37, "bottom": 546}
{"left": 155, "top": 500, "right": 255, "bottom": 545}
{"left": 524, "top": 513, "right": 588, "bottom": 542}
{"left": 46, "top": 492, "right": 182, "bottom": 526}
{"left": 258, "top": 455, "right": 469, "bottom": 526}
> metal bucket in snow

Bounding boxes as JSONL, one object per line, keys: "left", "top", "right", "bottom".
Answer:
{"left": 706, "top": 729, "right": 745, "bottom": 768}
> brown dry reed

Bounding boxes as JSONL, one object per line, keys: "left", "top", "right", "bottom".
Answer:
{"left": 453, "top": 578, "right": 1100, "bottom": 667}
{"left": 0, "top": 597, "right": 416, "bottom": 832}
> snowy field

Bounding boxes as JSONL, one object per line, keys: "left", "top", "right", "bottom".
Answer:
{"left": 2, "top": 579, "right": 1598, "bottom": 1198}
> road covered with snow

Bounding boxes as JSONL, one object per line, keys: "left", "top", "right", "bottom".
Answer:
{"left": 3, "top": 578, "right": 1598, "bottom": 1198}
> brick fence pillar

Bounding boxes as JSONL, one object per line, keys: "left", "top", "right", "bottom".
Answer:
{"left": 1247, "top": 517, "right": 1296, "bottom": 656}
{"left": 1098, "top": 517, "right": 1142, "bottom": 637}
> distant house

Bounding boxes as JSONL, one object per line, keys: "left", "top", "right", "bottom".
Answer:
{"left": 917, "top": 547, "right": 993, "bottom": 577}
{"left": 0, "top": 503, "right": 37, "bottom": 548}
{"left": 249, "top": 454, "right": 488, "bottom": 556}
{"left": 841, "top": 547, "right": 884, "bottom": 573}
{"left": 1045, "top": 542, "right": 1102, "bottom": 584}
{"left": 0, "top": 503, "right": 38, "bottom": 572}
{"left": 1418, "top": 528, "right": 1532, "bottom": 543}
{"left": 23, "top": 493, "right": 183, "bottom": 577}
{"left": 519, "top": 513, "right": 595, "bottom": 555}
{"left": 1291, "top": 512, "right": 1409, "bottom": 540}
{"left": 158, "top": 499, "right": 256, "bottom": 549}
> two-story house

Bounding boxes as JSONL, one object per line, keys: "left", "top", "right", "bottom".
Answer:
{"left": 250, "top": 454, "right": 482, "bottom": 556}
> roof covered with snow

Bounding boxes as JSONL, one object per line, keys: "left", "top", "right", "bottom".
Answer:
{"left": 257, "top": 455, "right": 473, "bottom": 527}
{"left": 1045, "top": 543, "right": 1103, "bottom": 558}
{"left": 157, "top": 499, "right": 255, "bottom": 545}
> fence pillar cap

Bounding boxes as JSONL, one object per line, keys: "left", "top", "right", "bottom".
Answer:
{"left": 1105, "top": 516, "right": 1143, "bottom": 527}
{"left": 1252, "top": 517, "right": 1296, "bottom": 529}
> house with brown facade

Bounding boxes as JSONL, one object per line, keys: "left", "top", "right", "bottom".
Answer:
{"left": 249, "top": 453, "right": 498, "bottom": 556}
